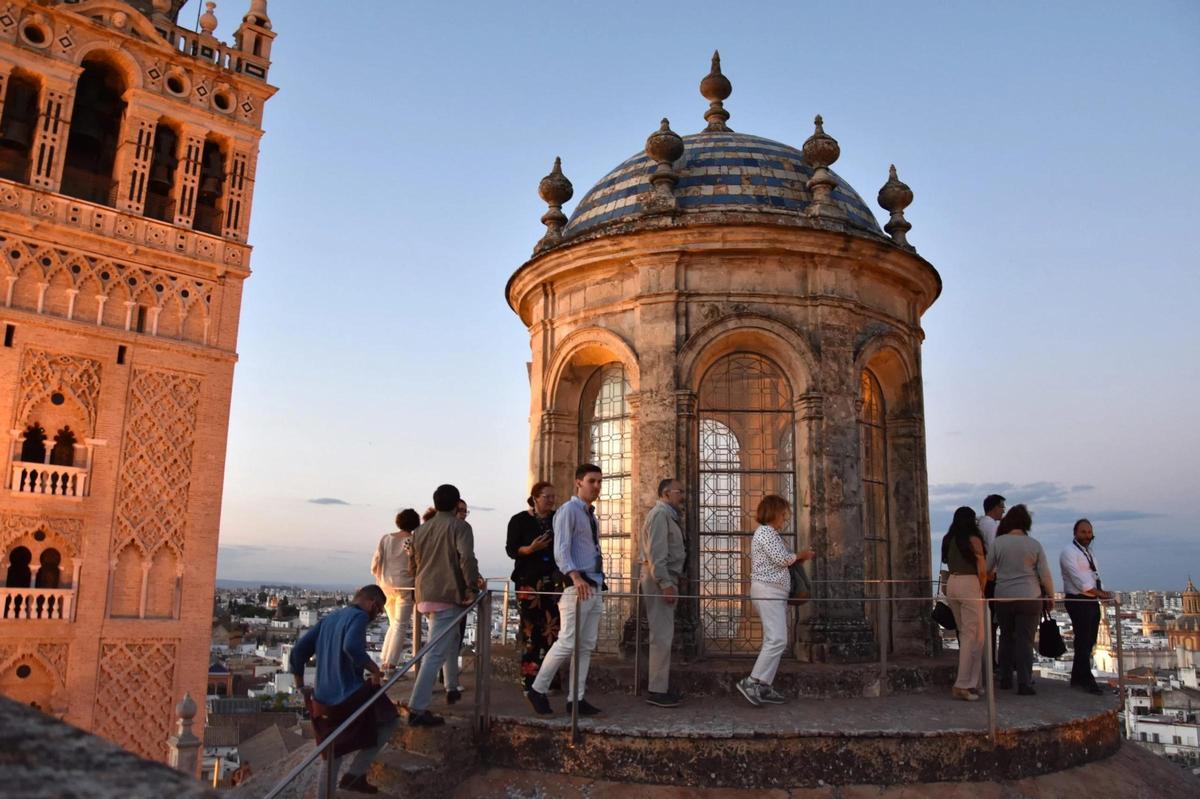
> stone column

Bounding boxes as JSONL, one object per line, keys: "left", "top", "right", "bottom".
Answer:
{"left": 675, "top": 389, "right": 700, "bottom": 656}
{"left": 796, "top": 322, "right": 875, "bottom": 662}
{"left": 112, "top": 104, "right": 157, "bottom": 215}
{"left": 886, "top": 413, "right": 929, "bottom": 655}
{"left": 172, "top": 126, "right": 206, "bottom": 229}
{"left": 220, "top": 146, "right": 255, "bottom": 242}
{"left": 29, "top": 77, "right": 75, "bottom": 193}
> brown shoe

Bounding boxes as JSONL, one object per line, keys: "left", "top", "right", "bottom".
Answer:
{"left": 953, "top": 687, "right": 980, "bottom": 702}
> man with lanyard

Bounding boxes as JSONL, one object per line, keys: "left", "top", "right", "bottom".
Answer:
{"left": 1059, "top": 518, "right": 1112, "bottom": 694}
{"left": 639, "top": 478, "right": 687, "bottom": 708}
{"left": 526, "top": 463, "right": 605, "bottom": 716}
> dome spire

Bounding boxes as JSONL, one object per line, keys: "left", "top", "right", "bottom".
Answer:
{"left": 535, "top": 157, "right": 573, "bottom": 254}
{"left": 803, "top": 115, "right": 842, "bottom": 218}
{"left": 877, "top": 164, "right": 915, "bottom": 250}
{"left": 644, "top": 117, "right": 685, "bottom": 211}
{"left": 700, "top": 50, "right": 732, "bottom": 132}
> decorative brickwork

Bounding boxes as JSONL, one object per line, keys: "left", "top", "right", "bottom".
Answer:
{"left": 14, "top": 348, "right": 102, "bottom": 433}
{"left": 0, "top": 511, "right": 83, "bottom": 557}
{"left": 0, "top": 641, "right": 69, "bottom": 687}
{"left": 92, "top": 639, "right": 178, "bottom": 761}
{"left": 112, "top": 369, "right": 200, "bottom": 559}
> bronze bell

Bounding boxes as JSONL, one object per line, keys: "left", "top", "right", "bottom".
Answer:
{"left": 198, "top": 172, "right": 222, "bottom": 200}
{"left": 0, "top": 116, "right": 33, "bottom": 150}
{"left": 148, "top": 158, "right": 174, "bottom": 192}
{"left": 70, "top": 106, "right": 107, "bottom": 145}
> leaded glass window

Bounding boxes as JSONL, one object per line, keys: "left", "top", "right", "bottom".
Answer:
{"left": 698, "top": 353, "right": 795, "bottom": 654}
{"left": 859, "top": 369, "right": 890, "bottom": 650}
{"left": 580, "top": 363, "right": 632, "bottom": 649}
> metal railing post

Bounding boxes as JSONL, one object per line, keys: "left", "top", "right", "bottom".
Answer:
{"left": 482, "top": 590, "right": 492, "bottom": 733}
{"left": 633, "top": 585, "right": 642, "bottom": 697}
{"left": 983, "top": 598, "right": 997, "bottom": 746}
{"left": 1113, "top": 597, "right": 1125, "bottom": 711}
{"left": 321, "top": 752, "right": 336, "bottom": 798}
{"left": 878, "top": 580, "right": 889, "bottom": 696}
{"left": 570, "top": 589, "right": 581, "bottom": 745}
{"left": 501, "top": 582, "right": 511, "bottom": 646}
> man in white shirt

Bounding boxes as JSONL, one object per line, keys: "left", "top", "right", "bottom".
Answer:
{"left": 1059, "top": 518, "right": 1112, "bottom": 695}
{"left": 977, "top": 494, "right": 1005, "bottom": 550}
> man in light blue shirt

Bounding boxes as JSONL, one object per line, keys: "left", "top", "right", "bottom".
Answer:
{"left": 527, "top": 463, "right": 605, "bottom": 716}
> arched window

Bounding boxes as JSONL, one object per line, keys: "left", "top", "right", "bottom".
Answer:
{"left": 859, "top": 369, "right": 890, "bottom": 649}
{"left": 19, "top": 423, "right": 46, "bottom": 463}
{"left": 49, "top": 426, "right": 76, "bottom": 467}
{"left": 5, "top": 546, "right": 32, "bottom": 588}
{"left": 193, "top": 138, "right": 226, "bottom": 234}
{"left": 0, "top": 72, "right": 40, "bottom": 183}
{"left": 579, "top": 363, "right": 631, "bottom": 646}
{"left": 698, "top": 353, "right": 794, "bottom": 654}
{"left": 61, "top": 58, "right": 126, "bottom": 205}
{"left": 143, "top": 122, "right": 179, "bottom": 222}
{"left": 35, "top": 548, "right": 60, "bottom": 589}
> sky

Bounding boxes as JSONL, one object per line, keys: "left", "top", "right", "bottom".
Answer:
{"left": 201, "top": 1, "right": 1200, "bottom": 591}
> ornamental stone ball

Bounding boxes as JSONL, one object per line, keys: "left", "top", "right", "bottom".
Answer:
{"left": 645, "top": 117, "right": 685, "bottom": 167}
{"left": 803, "top": 115, "right": 842, "bottom": 217}
{"left": 877, "top": 164, "right": 914, "bottom": 250}
{"left": 199, "top": 2, "right": 218, "bottom": 36}
{"left": 700, "top": 50, "right": 732, "bottom": 132}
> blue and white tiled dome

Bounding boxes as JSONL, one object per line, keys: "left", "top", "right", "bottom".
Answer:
{"left": 563, "top": 131, "right": 883, "bottom": 239}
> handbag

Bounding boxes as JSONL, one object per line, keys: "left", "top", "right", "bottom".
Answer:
{"left": 931, "top": 600, "right": 957, "bottom": 630}
{"left": 1038, "top": 610, "right": 1066, "bottom": 658}
{"left": 788, "top": 560, "right": 812, "bottom": 606}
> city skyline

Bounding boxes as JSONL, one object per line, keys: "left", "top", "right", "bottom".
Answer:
{"left": 212, "top": 1, "right": 1199, "bottom": 592}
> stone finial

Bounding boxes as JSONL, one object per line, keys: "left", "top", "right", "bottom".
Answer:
{"left": 199, "top": 2, "right": 219, "bottom": 36}
{"left": 700, "top": 50, "right": 732, "bottom": 132}
{"left": 644, "top": 118, "right": 685, "bottom": 212}
{"left": 803, "top": 115, "right": 843, "bottom": 218}
{"left": 535, "top": 157, "right": 573, "bottom": 253}
{"left": 167, "top": 693, "right": 200, "bottom": 775}
{"left": 244, "top": 0, "right": 271, "bottom": 28}
{"left": 877, "top": 164, "right": 915, "bottom": 250}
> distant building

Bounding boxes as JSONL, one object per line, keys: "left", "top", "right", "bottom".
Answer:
{"left": 0, "top": 0, "right": 276, "bottom": 763}
{"left": 1167, "top": 578, "right": 1200, "bottom": 651}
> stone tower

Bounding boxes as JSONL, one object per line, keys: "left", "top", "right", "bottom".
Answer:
{"left": 507, "top": 55, "right": 940, "bottom": 662}
{"left": 0, "top": 0, "right": 275, "bottom": 761}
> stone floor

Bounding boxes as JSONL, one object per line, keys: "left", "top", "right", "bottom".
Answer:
{"left": 398, "top": 672, "right": 1118, "bottom": 738}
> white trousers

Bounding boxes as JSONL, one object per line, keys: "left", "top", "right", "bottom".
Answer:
{"left": 946, "top": 574, "right": 985, "bottom": 692}
{"left": 380, "top": 587, "right": 413, "bottom": 667}
{"left": 750, "top": 581, "right": 789, "bottom": 686}
{"left": 531, "top": 585, "right": 603, "bottom": 701}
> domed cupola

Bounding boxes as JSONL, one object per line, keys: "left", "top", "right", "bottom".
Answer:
{"left": 548, "top": 52, "right": 901, "bottom": 248}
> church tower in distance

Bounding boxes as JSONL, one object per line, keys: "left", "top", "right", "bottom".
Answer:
{"left": 0, "top": 0, "right": 276, "bottom": 761}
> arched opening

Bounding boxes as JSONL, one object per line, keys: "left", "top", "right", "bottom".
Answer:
{"left": 19, "top": 423, "right": 46, "bottom": 463}
{"left": 859, "top": 369, "right": 890, "bottom": 651}
{"left": 143, "top": 121, "right": 179, "bottom": 222}
{"left": 109, "top": 543, "right": 142, "bottom": 618}
{"left": 49, "top": 426, "right": 76, "bottom": 466}
{"left": 60, "top": 58, "right": 127, "bottom": 206}
{"left": 0, "top": 72, "right": 40, "bottom": 183}
{"left": 579, "top": 363, "right": 632, "bottom": 646}
{"left": 193, "top": 138, "right": 225, "bottom": 234}
{"left": 35, "top": 548, "right": 61, "bottom": 589}
{"left": 145, "top": 547, "right": 179, "bottom": 618}
{"left": 5, "top": 545, "right": 32, "bottom": 587}
{"left": 697, "top": 353, "right": 795, "bottom": 654}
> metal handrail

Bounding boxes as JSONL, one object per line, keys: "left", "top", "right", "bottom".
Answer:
{"left": 262, "top": 591, "right": 488, "bottom": 799}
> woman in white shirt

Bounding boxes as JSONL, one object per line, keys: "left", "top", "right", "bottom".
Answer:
{"left": 736, "top": 494, "right": 815, "bottom": 707}
{"left": 371, "top": 508, "right": 421, "bottom": 671}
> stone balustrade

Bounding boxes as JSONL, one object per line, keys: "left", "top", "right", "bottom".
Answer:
{"left": 0, "top": 587, "right": 74, "bottom": 620}
{"left": 169, "top": 28, "right": 270, "bottom": 81}
{"left": 10, "top": 462, "right": 87, "bottom": 499}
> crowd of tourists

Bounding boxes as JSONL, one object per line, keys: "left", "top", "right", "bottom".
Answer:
{"left": 939, "top": 493, "right": 1113, "bottom": 702}
{"left": 284, "top": 471, "right": 1111, "bottom": 794}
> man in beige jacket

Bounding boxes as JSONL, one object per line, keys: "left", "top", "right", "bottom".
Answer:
{"left": 639, "top": 478, "right": 687, "bottom": 707}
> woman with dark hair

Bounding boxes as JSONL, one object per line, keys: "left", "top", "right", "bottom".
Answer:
{"left": 506, "top": 481, "right": 561, "bottom": 692}
{"left": 986, "top": 504, "right": 1055, "bottom": 695}
{"left": 371, "top": 508, "right": 421, "bottom": 671}
{"left": 736, "top": 494, "right": 816, "bottom": 707}
{"left": 940, "top": 506, "right": 988, "bottom": 701}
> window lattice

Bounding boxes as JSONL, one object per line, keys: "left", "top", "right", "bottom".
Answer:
{"left": 698, "top": 354, "right": 795, "bottom": 655}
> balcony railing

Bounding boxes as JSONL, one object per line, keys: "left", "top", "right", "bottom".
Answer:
{"left": 0, "top": 587, "right": 75, "bottom": 620}
{"left": 10, "top": 463, "right": 88, "bottom": 499}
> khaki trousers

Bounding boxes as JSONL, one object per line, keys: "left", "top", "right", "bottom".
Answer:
{"left": 946, "top": 574, "right": 985, "bottom": 692}
{"left": 640, "top": 574, "right": 678, "bottom": 694}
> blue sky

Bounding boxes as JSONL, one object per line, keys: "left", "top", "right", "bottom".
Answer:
{"left": 204, "top": 1, "right": 1199, "bottom": 590}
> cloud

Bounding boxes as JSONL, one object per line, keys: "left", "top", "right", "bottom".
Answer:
{"left": 1071, "top": 484, "right": 1095, "bottom": 493}
{"left": 307, "top": 497, "right": 351, "bottom": 506}
{"left": 927, "top": 481, "right": 1162, "bottom": 529}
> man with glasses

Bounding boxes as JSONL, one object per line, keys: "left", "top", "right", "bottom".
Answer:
{"left": 640, "top": 478, "right": 687, "bottom": 707}
{"left": 1059, "top": 518, "right": 1112, "bottom": 695}
{"left": 290, "top": 584, "right": 397, "bottom": 795}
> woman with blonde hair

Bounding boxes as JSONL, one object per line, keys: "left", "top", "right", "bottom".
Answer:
{"left": 736, "top": 494, "right": 815, "bottom": 707}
